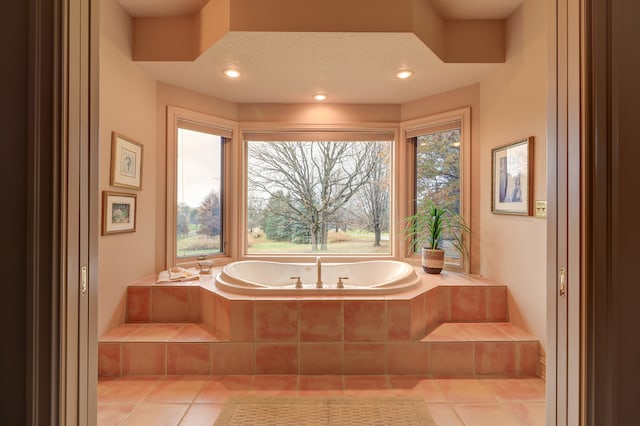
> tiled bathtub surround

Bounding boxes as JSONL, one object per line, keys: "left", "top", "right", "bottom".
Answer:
{"left": 99, "top": 272, "right": 539, "bottom": 377}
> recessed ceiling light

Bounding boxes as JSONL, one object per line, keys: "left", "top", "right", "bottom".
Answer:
{"left": 223, "top": 68, "right": 241, "bottom": 78}
{"left": 395, "top": 69, "right": 414, "bottom": 79}
{"left": 313, "top": 93, "right": 328, "bottom": 101}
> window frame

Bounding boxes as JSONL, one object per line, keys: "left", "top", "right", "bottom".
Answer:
{"left": 239, "top": 124, "right": 400, "bottom": 262}
{"left": 400, "top": 107, "right": 471, "bottom": 273}
{"left": 164, "top": 110, "right": 470, "bottom": 268}
{"left": 166, "top": 106, "right": 236, "bottom": 268}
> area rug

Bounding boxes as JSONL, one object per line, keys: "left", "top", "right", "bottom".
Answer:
{"left": 214, "top": 396, "right": 436, "bottom": 425}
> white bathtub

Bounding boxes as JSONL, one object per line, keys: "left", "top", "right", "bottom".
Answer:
{"left": 214, "top": 260, "right": 421, "bottom": 295}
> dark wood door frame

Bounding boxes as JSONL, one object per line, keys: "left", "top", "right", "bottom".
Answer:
{"left": 8, "top": 0, "right": 99, "bottom": 424}
{"left": 585, "top": 0, "right": 640, "bottom": 425}
{"left": 24, "top": 0, "right": 63, "bottom": 423}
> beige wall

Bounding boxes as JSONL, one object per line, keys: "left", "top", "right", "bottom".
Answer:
{"left": 238, "top": 103, "right": 400, "bottom": 123}
{"left": 478, "top": 0, "right": 548, "bottom": 351}
{"left": 98, "top": 0, "right": 157, "bottom": 335}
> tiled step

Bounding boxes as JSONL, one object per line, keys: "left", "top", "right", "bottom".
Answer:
{"left": 99, "top": 321, "right": 539, "bottom": 377}
{"left": 98, "top": 323, "right": 228, "bottom": 377}
{"left": 421, "top": 322, "right": 539, "bottom": 377}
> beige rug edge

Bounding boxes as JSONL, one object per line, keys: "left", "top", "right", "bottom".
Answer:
{"left": 214, "top": 396, "right": 436, "bottom": 426}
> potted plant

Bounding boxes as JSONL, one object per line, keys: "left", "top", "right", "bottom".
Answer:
{"left": 403, "top": 201, "right": 470, "bottom": 274}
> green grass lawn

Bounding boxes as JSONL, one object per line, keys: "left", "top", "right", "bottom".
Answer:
{"left": 177, "top": 230, "right": 391, "bottom": 257}
{"left": 248, "top": 231, "right": 391, "bottom": 254}
{"left": 177, "top": 233, "right": 221, "bottom": 258}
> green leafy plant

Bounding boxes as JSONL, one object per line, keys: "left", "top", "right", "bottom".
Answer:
{"left": 403, "top": 201, "right": 470, "bottom": 257}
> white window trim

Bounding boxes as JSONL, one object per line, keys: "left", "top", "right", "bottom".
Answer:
{"left": 400, "top": 107, "right": 472, "bottom": 273}
{"left": 165, "top": 106, "right": 237, "bottom": 268}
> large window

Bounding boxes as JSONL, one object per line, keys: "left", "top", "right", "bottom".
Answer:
{"left": 166, "top": 107, "right": 233, "bottom": 266}
{"left": 406, "top": 108, "right": 470, "bottom": 270}
{"left": 244, "top": 133, "right": 393, "bottom": 255}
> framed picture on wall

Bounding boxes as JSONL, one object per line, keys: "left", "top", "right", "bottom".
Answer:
{"left": 110, "top": 132, "right": 143, "bottom": 190}
{"left": 102, "top": 191, "right": 137, "bottom": 235}
{"left": 491, "top": 136, "right": 534, "bottom": 216}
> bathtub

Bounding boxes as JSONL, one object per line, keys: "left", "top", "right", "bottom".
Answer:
{"left": 214, "top": 259, "right": 421, "bottom": 295}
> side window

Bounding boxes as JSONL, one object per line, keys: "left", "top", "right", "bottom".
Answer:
{"left": 176, "top": 128, "right": 224, "bottom": 259}
{"left": 407, "top": 108, "right": 470, "bottom": 270}
{"left": 414, "top": 126, "right": 461, "bottom": 267}
{"left": 166, "top": 106, "right": 232, "bottom": 266}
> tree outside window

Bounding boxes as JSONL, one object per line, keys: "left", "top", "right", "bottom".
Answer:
{"left": 415, "top": 128, "right": 462, "bottom": 265}
{"left": 246, "top": 139, "right": 392, "bottom": 254}
{"left": 176, "top": 128, "right": 223, "bottom": 258}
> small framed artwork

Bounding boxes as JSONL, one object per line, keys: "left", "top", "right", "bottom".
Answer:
{"left": 102, "top": 191, "right": 137, "bottom": 235}
{"left": 491, "top": 136, "right": 534, "bottom": 216}
{"left": 110, "top": 132, "right": 143, "bottom": 190}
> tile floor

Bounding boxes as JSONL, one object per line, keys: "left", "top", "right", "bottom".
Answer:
{"left": 98, "top": 375, "right": 546, "bottom": 425}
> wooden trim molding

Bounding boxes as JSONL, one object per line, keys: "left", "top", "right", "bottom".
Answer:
{"left": 63, "top": 0, "right": 100, "bottom": 423}
{"left": 585, "top": 0, "right": 613, "bottom": 424}
{"left": 547, "top": 0, "right": 583, "bottom": 423}
{"left": 585, "top": 0, "right": 640, "bottom": 425}
{"left": 26, "top": 0, "right": 63, "bottom": 423}
{"left": 23, "top": 0, "right": 98, "bottom": 423}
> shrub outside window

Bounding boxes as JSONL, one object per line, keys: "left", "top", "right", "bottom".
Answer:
{"left": 405, "top": 107, "right": 470, "bottom": 271}
{"left": 414, "top": 127, "right": 462, "bottom": 267}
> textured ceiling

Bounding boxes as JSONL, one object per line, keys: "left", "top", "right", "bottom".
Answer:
{"left": 118, "top": 0, "right": 522, "bottom": 104}
{"left": 138, "top": 32, "right": 501, "bottom": 104}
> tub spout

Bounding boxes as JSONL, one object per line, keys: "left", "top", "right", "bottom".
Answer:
{"left": 316, "top": 257, "right": 323, "bottom": 288}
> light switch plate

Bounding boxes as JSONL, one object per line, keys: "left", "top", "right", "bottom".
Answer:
{"left": 535, "top": 200, "right": 547, "bottom": 219}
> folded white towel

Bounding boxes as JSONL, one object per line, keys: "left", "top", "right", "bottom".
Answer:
{"left": 157, "top": 267, "right": 200, "bottom": 283}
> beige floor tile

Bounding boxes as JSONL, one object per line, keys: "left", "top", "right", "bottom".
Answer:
{"left": 453, "top": 403, "right": 520, "bottom": 426}
{"left": 121, "top": 403, "right": 189, "bottom": 426}
{"left": 98, "top": 376, "right": 163, "bottom": 405}
{"left": 435, "top": 379, "right": 496, "bottom": 403}
{"left": 426, "top": 403, "right": 465, "bottom": 426}
{"left": 389, "top": 376, "right": 447, "bottom": 402}
{"left": 194, "top": 376, "right": 253, "bottom": 403}
{"left": 504, "top": 402, "right": 547, "bottom": 426}
{"left": 97, "top": 405, "right": 136, "bottom": 426}
{"left": 481, "top": 378, "right": 546, "bottom": 402}
{"left": 144, "top": 376, "right": 207, "bottom": 404}
{"left": 179, "top": 403, "right": 224, "bottom": 425}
